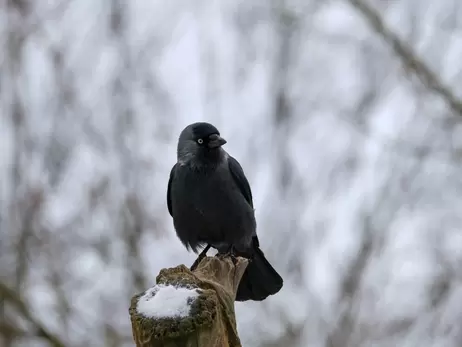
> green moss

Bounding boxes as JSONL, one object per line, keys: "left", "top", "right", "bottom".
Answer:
{"left": 156, "top": 265, "right": 199, "bottom": 289}
{"left": 129, "top": 265, "right": 217, "bottom": 341}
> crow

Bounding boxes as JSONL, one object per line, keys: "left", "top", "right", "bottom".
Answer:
{"left": 167, "top": 122, "right": 283, "bottom": 301}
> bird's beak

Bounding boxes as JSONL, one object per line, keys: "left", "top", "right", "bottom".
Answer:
{"left": 208, "top": 134, "right": 227, "bottom": 148}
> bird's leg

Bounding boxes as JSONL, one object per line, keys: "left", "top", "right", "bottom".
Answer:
{"left": 224, "top": 245, "right": 238, "bottom": 265}
{"left": 190, "top": 244, "right": 211, "bottom": 271}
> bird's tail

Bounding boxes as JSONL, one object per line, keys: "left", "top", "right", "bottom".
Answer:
{"left": 235, "top": 244, "right": 283, "bottom": 301}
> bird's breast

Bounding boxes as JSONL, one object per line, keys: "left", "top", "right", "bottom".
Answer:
{"left": 171, "top": 165, "right": 255, "bottom": 246}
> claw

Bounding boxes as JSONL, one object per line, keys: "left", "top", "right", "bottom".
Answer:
{"left": 216, "top": 245, "right": 238, "bottom": 265}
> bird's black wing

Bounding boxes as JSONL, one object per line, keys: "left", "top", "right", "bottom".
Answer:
{"left": 228, "top": 156, "right": 260, "bottom": 245}
{"left": 228, "top": 156, "right": 253, "bottom": 209}
{"left": 167, "top": 164, "right": 177, "bottom": 217}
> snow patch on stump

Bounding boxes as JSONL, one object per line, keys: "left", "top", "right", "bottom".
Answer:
{"left": 137, "top": 284, "right": 200, "bottom": 318}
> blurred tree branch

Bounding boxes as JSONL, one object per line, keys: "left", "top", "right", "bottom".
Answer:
{"left": 348, "top": 0, "right": 462, "bottom": 118}
{"left": 0, "top": 281, "right": 66, "bottom": 347}
{"left": 326, "top": 233, "right": 373, "bottom": 347}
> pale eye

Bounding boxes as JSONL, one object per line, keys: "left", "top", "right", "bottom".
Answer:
{"left": 197, "top": 138, "right": 204, "bottom": 144}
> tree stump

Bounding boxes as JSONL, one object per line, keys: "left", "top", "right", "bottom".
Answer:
{"left": 129, "top": 256, "right": 249, "bottom": 347}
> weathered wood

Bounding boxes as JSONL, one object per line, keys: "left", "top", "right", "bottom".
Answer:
{"left": 129, "top": 256, "right": 248, "bottom": 347}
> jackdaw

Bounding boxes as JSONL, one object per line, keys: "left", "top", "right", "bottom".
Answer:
{"left": 167, "top": 122, "right": 283, "bottom": 301}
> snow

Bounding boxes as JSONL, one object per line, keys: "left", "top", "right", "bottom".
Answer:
{"left": 137, "top": 284, "right": 200, "bottom": 319}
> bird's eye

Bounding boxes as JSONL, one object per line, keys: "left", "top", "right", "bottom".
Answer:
{"left": 197, "top": 138, "right": 204, "bottom": 144}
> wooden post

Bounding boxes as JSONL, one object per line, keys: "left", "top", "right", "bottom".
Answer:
{"left": 129, "top": 256, "right": 248, "bottom": 347}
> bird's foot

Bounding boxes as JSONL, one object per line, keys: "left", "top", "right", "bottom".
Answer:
{"left": 229, "top": 254, "right": 238, "bottom": 265}
{"left": 217, "top": 246, "right": 238, "bottom": 265}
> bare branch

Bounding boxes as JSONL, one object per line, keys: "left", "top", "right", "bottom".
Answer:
{"left": 325, "top": 228, "right": 373, "bottom": 347}
{"left": 0, "top": 281, "right": 66, "bottom": 347}
{"left": 348, "top": 0, "right": 462, "bottom": 117}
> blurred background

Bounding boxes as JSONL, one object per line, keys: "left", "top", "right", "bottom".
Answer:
{"left": 1, "top": 0, "right": 462, "bottom": 346}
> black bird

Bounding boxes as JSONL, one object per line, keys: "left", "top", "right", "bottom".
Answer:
{"left": 167, "top": 122, "right": 283, "bottom": 301}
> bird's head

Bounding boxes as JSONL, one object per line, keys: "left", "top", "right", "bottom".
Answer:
{"left": 177, "top": 122, "right": 227, "bottom": 166}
